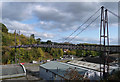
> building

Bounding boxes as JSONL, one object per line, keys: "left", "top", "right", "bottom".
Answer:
{"left": 0, "top": 64, "right": 26, "bottom": 80}
{"left": 68, "top": 60, "right": 118, "bottom": 73}
{"left": 68, "top": 60, "right": 119, "bottom": 80}
{"left": 39, "top": 61, "right": 88, "bottom": 80}
{"left": 39, "top": 61, "right": 119, "bottom": 80}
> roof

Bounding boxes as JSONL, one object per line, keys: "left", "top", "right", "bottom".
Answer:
{"left": 40, "top": 61, "right": 89, "bottom": 79}
{"left": 68, "top": 60, "right": 118, "bottom": 73}
{"left": 0, "top": 64, "right": 26, "bottom": 79}
{"left": 82, "top": 56, "right": 116, "bottom": 64}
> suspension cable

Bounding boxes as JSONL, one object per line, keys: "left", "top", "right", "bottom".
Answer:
{"left": 62, "top": 8, "right": 101, "bottom": 43}
{"left": 104, "top": 7, "right": 120, "bottom": 18}
{"left": 68, "top": 14, "right": 100, "bottom": 43}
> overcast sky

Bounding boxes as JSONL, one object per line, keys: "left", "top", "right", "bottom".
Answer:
{"left": 1, "top": 2, "right": 119, "bottom": 45}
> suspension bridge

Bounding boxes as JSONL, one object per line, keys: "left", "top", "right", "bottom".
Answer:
{"left": 10, "top": 6, "right": 120, "bottom": 53}
{"left": 10, "top": 6, "right": 120, "bottom": 79}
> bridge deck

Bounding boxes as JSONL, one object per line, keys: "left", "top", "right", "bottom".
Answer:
{"left": 10, "top": 44, "right": 120, "bottom": 53}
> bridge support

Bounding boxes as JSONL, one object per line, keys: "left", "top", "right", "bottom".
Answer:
{"left": 100, "top": 6, "right": 109, "bottom": 79}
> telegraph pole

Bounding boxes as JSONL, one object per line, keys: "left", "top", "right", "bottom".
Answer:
{"left": 15, "top": 30, "right": 17, "bottom": 64}
{"left": 19, "top": 30, "right": 20, "bottom": 63}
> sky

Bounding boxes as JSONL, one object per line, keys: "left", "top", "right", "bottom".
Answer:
{"left": 1, "top": 1, "right": 119, "bottom": 45}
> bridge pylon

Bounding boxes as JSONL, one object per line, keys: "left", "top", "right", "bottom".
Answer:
{"left": 100, "top": 6, "right": 109, "bottom": 79}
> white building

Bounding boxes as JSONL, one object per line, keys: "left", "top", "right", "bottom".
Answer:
{"left": 68, "top": 60, "right": 119, "bottom": 80}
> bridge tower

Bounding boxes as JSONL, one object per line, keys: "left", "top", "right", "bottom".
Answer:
{"left": 100, "top": 6, "right": 109, "bottom": 79}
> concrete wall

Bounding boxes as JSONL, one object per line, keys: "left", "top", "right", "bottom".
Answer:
{"left": 39, "top": 66, "right": 64, "bottom": 80}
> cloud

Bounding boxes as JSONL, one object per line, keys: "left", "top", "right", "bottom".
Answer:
{"left": 0, "top": 2, "right": 2, "bottom": 23}
{"left": 33, "top": 5, "right": 73, "bottom": 23}
{"left": 2, "top": 2, "right": 33, "bottom": 21}
{"left": 62, "top": 36, "right": 99, "bottom": 44}
{"left": 62, "top": 36, "right": 118, "bottom": 45}
{"left": 2, "top": 2, "right": 118, "bottom": 44}
{"left": 3, "top": 18, "right": 34, "bottom": 31}
{"left": 3, "top": 19, "right": 55, "bottom": 40}
{"left": 2, "top": 2, "right": 118, "bottom": 31}
{"left": 19, "top": 30, "right": 54, "bottom": 40}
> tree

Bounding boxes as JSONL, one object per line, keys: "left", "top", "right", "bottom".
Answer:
{"left": 50, "top": 48, "right": 55, "bottom": 55}
{"left": 70, "top": 50, "right": 76, "bottom": 55}
{"left": 0, "top": 23, "right": 8, "bottom": 33}
{"left": 2, "top": 46, "right": 11, "bottom": 64}
{"left": 36, "top": 38, "right": 41, "bottom": 44}
{"left": 76, "top": 50, "right": 82, "bottom": 57}
{"left": 59, "top": 49, "right": 63, "bottom": 57}
{"left": 29, "top": 34, "right": 36, "bottom": 44}
{"left": 30, "top": 34, "right": 35, "bottom": 39}
{"left": 82, "top": 50, "right": 86, "bottom": 57}
{"left": 91, "top": 51, "right": 98, "bottom": 56}
{"left": 37, "top": 48, "right": 44, "bottom": 57}
{"left": 66, "top": 50, "right": 71, "bottom": 55}
{"left": 46, "top": 40, "right": 52, "bottom": 44}
{"left": 64, "top": 68, "right": 84, "bottom": 80}
{"left": 45, "top": 48, "right": 51, "bottom": 53}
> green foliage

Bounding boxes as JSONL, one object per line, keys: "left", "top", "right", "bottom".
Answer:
{"left": 36, "top": 38, "right": 41, "bottom": 44}
{"left": 29, "top": 37, "right": 35, "bottom": 44}
{"left": 0, "top": 23, "right": 8, "bottom": 33}
{"left": 46, "top": 40, "right": 52, "bottom": 44}
{"left": 1, "top": 23, "right": 100, "bottom": 64}
{"left": 70, "top": 50, "right": 76, "bottom": 55}
{"left": 90, "top": 51, "right": 98, "bottom": 56}
{"left": 1, "top": 23, "right": 51, "bottom": 64}
{"left": 59, "top": 49, "right": 63, "bottom": 57}
{"left": 30, "top": 34, "right": 34, "bottom": 39}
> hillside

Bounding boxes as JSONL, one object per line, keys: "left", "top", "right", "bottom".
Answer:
{"left": 1, "top": 23, "right": 54, "bottom": 64}
{"left": 1, "top": 23, "right": 99, "bottom": 64}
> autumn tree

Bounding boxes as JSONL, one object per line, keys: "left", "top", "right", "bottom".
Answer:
{"left": 64, "top": 68, "right": 90, "bottom": 81}
{"left": 64, "top": 68, "right": 83, "bottom": 80}
{"left": 0, "top": 23, "right": 8, "bottom": 33}
{"left": 59, "top": 49, "right": 63, "bottom": 57}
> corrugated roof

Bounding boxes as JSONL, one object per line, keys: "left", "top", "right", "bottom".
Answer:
{"left": 1, "top": 64, "right": 25, "bottom": 76}
{"left": 68, "top": 60, "right": 118, "bottom": 73}
{"left": 40, "top": 61, "right": 89, "bottom": 79}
